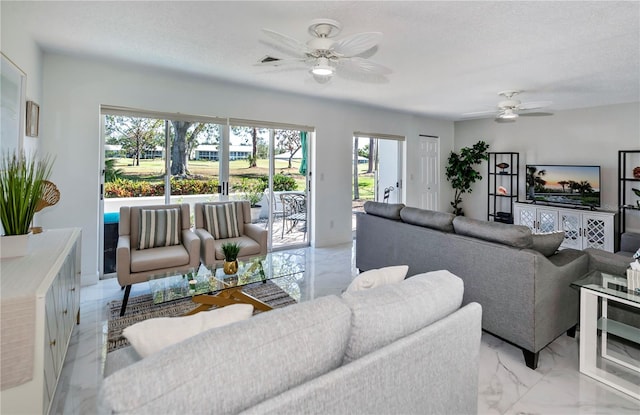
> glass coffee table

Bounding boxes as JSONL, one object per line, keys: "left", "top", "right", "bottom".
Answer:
{"left": 571, "top": 270, "right": 640, "bottom": 400}
{"left": 148, "top": 252, "right": 304, "bottom": 316}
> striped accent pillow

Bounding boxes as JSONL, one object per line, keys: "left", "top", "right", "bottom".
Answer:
{"left": 138, "top": 208, "right": 182, "bottom": 250}
{"left": 204, "top": 203, "right": 241, "bottom": 240}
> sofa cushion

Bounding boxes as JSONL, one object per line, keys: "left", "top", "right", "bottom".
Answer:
{"left": 340, "top": 270, "right": 463, "bottom": 363}
{"left": 138, "top": 208, "right": 181, "bottom": 250}
{"left": 345, "top": 265, "right": 408, "bottom": 293}
{"left": 400, "top": 207, "right": 455, "bottom": 232}
{"left": 453, "top": 216, "right": 533, "bottom": 249}
{"left": 123, "top": 304, "right": 254, "bottom": 357}
{"left": 363, "top": 201, "right": 404, "bottom": 220}
{"left": 99, "top": 295, "right": 352, "bottom": 414}
{"left": 531, "top": 231, "right": 565, "bottom": 256}
{"left": 205, "top": 203, "right": 241, "bottom": 239}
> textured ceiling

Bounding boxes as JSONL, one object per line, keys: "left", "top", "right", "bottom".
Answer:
{"left": 4, "top": 1, "right": 639, "bottom": 120}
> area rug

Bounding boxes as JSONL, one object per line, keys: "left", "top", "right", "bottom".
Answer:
{"left": 106, "top": 281, "right": 297, "bottom": 353}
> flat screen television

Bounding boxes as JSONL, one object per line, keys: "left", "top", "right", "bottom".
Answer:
{"left": 525, "top": 164, "right": 601, "bottom": 208}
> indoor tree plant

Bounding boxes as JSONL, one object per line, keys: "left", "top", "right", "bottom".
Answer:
{"left": 445, "top": 141, "right": 489, "bottom": 216}
{"left": 0, "top": 151, "right": 54, "bottom": 257}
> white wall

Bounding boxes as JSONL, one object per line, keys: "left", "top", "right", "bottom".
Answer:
{"left": 454, "top": 103, "right": 640, "bottom": 233}
{"left": 1, "top": 14, "right": 43, "bottom": 157}
{"left": 39, "top": 54, "right": 454, "bottom": 284}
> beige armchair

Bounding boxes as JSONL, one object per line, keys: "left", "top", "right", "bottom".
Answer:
{"left": 116, "top": 204, "right": 200, "bottom": 316}
{"left": 194, "top": 201, "right": 267, "bottom": 267}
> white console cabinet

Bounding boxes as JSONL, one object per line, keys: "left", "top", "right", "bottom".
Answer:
{"left": 513, "top": 202, "right": 617, "bottom": 252}
{"left": 0, "top": 228, "right": 81, "bottom": 414}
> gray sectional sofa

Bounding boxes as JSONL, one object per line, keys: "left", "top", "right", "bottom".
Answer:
{"left": 99, "top": 271, "right": 482, "bottom": 414}
{"left": 356, "top": 202, "right": 590, "bottom": 370}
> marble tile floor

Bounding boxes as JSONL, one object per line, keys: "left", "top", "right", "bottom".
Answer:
{"left": 51, "top": 242, "right": 640, "bottom": 414}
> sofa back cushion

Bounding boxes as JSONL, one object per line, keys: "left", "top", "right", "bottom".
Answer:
{"left": 340, "top": 270, "right": 464, "bottom": 363}
{"left": 363, "top": 201, "right": 405, "bottom": 220}
{"left": 99, "top": 295, "right": 352, "bottom": 414}
{"left": 453, "top": 216, "right": 533, "bottom": 249}
{"left": 400, "top": 207, "right": 455, "bottom": 232}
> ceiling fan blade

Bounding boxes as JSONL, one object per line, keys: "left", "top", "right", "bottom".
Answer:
{"left": 262, "top": 29, "right": 311, "bottom": 55}
{"left": 255, "top": 56, "right": 308, "bottom": 67}
{"left": 332, "top": 32, "right": 382, "bottom": 57}
{"left": 517, "top": 100, "right": 552, "bottom": 110}
{"left": 339, "top": 56, "right": 391, "bottom": 75}
{"left": 519, "top": 111, "right": 554, "bottom": 117}
{"left": 461, "top": 109, "right": 497, "bottom": 117}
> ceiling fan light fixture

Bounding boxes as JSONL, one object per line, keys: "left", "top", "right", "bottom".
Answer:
{"left": 500, "top": 109, "right": 519, "bottom": 119}
{"left": 310, "top": 57, "right": 335, "bottom": 76}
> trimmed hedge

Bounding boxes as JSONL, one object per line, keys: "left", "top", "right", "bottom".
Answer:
{"left": 104, "top": 178, "right": 219, "bottom": 198}
{"left": 104, "top": 173, "right": 297, "bottom": 198}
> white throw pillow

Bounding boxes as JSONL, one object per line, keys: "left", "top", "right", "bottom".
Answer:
{"left": 123, "top": 303, "right": 254, "bottom": 357}
{"left": 345, "top": 265, "right": 409, "bottom": 293}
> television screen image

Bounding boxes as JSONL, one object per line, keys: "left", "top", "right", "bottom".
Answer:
{"left": 526, "top": 165, "right": 601, "bottom": 207}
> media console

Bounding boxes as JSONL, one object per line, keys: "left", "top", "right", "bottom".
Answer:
{"left": 513, "top": 201, "right": 618, "bottom": 252}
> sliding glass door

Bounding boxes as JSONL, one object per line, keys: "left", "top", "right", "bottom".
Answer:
{"left": 100, "top": 108, "right": 312, "bottom": 277}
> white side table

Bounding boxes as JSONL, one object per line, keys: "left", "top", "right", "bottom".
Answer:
{"left": 573, "top": 271, "right": 640, "bottom": 400}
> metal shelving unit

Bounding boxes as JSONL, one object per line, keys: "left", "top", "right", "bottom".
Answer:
{"left": 487, "top": 152, "right": 519, "bottom": 223}
{"left": 618, "top": 150, "right": 640, "bottom": 240}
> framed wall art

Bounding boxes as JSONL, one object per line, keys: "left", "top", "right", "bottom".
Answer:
{"left": 26, "top": 100, "right": 39, "bottom": 137}
{"left": 1, "top": 53, "right": 27, "bottom": 154}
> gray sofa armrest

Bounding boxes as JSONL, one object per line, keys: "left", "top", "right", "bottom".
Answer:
{"left": 116, "top": 235, "right": 131, "bottom": 286}
{"left": 194, "top": 228, "right": 215, "bottom": 266}
{"left": 182, "top": 229, "right": 201, "bottom": 269}
{"left": 530, "top": 248, "right": 589, "bottom": 351}
{"left": 244, "top": 223, "right": 268, "bottom": 256}
{"left": 584, "top": 247, "right": 632, "bottom": 275}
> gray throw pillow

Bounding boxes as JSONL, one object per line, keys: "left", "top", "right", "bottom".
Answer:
{"left": 531, "top": 231, "right": 565, "bottom": 256}
{"left": 400, "top": 207, "right": 455, "bottom": 232}
{"left": 363, "top": 201, "right": 405, "bottom": 220}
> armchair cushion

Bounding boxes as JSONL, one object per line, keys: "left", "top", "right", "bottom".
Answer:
{"left": 130, "top": 244, "right": 190, "bottom": 273}
{"left": 204, "top": 203, "right": 241, "bottom": 239}
{"left": 138, "top": 208, "right": 181, "bottom": 250}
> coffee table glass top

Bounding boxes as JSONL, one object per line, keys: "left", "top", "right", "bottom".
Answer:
{"left": 571, "top": 270, "right": 640, "bottom": 305}
{"left": 148, "top": 252, "right": 305, "bottom": 305}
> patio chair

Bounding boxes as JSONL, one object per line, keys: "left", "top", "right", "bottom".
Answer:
{"left": 280, "top": 193, "right": 307, "bottom": 237}
{"left": 116, "top": 204, "right": 201, "bottom": 316}
{"left": 264, "top": 187, "right": 284, "bottom": 227}
{"left": 194, "top": 201, "right": 268, "bottom": 267}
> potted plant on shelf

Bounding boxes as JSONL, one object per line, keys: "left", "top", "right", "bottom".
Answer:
{"left": 0, "top": 151, "right": 54, "bottom": 258}
{"left": 221, "top": 242, "right": 241, "bottom": 275}
{"left": 445, "top": 140, "right": 489, "bottom": 216}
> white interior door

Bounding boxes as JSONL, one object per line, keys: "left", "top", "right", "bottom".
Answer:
{"left": 418, "top": 135, "right": 439, "bottom": 210}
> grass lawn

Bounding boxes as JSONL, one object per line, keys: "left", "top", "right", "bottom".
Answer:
{"left": 111, "top": 158, "right": 375, "bottom": 199}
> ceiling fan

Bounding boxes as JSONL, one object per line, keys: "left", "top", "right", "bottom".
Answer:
{"left": 462, "top": 91, "right": 552, "bottom": 122}
{"left": 258, "top": 18, "right": 391, "bottom": 83}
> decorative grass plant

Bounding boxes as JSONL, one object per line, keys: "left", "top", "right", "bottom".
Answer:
{"left": 221, "top": 242, "right": 241, "bottom": 262}
{"left": 0, "top": 151, "right": 53, "bottom": 235}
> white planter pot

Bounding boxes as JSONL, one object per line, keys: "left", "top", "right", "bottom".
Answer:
{"left": 250, "top": 206, "right": 262, "bottom": 223}
{"left": 0, "top": 233, "right": 30, "bottom": 259}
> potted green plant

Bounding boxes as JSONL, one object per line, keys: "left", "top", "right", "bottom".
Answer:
{"left": 445, "top": 141, "right": 489, "bottom": 216}
{"left": 221, "top": 242, "right": 241, "bottom": 275}
{"left": 0, "top": 151, "right": 54, "bottom": 257}
{"left": 238, "top": 178, "right": 266, "bottom": 222}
